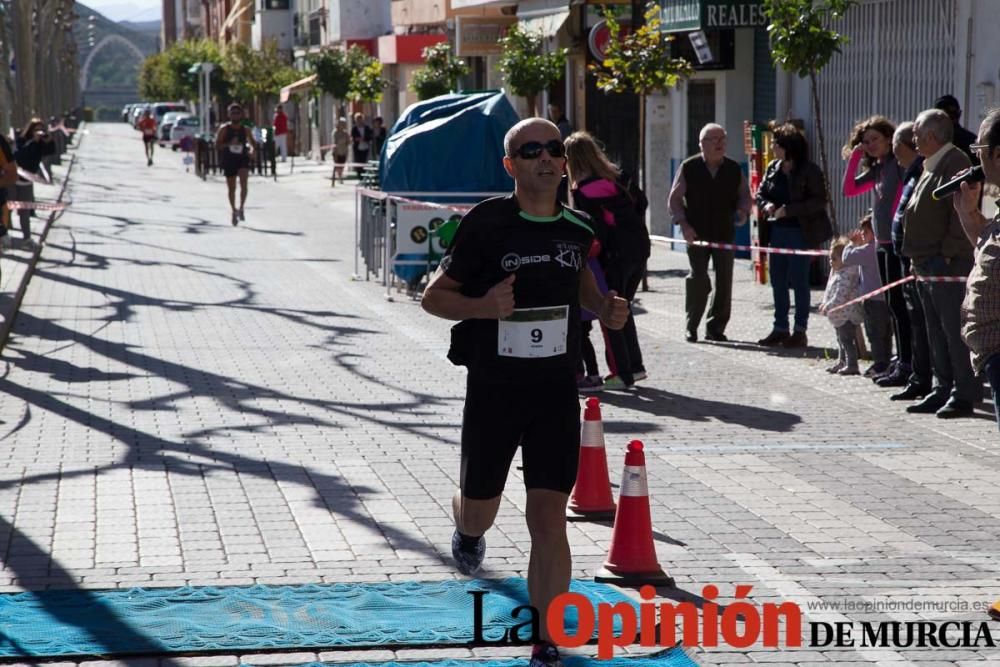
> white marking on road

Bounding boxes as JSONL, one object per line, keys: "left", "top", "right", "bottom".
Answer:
{"left": 727, "top": 552, "right": 915, "bottom": 665}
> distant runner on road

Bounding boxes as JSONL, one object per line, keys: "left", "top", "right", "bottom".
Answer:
{"left": 421, "top": 118, "right": 628, "bottom": 667}
{"left": 215, "top": 103, "right": 255, "bottom": 226}
{"left": 137, "top": 110, "right": 157, "bottom": 166}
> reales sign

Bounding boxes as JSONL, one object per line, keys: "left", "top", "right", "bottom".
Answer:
{"left": 660, "top": 0, "right": 766, "bottom": 33}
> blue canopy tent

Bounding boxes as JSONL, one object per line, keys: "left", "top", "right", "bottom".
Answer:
{"left": 380, "top": 91, "right": 519, "bottom": 286}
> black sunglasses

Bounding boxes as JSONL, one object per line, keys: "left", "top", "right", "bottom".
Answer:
{"left": 511, "top": 140, "right": 565, "bottom": 160}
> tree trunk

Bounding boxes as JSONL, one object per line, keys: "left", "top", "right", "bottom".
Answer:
{"left": 526, "top": 93, "right": 538, "bottom": 118}
{"left": 809, "top": 70, "right": 837, "bottom": 232}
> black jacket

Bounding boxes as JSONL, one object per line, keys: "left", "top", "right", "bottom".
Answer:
{"left": 14, "top": 135, "right": 55, "bottom": 174}
{"left": 756, "top": 159, "right": 833, "bottom": 249}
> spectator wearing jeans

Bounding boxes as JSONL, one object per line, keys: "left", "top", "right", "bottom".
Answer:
{"left": 273, "top": 104, "right": 289, "bottom": 162}
{"left": 755, "top": 123, "right": 833, "bottom": 349}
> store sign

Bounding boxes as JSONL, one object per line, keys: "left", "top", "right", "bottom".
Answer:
{"left": 660, "top": 0, "right": 766, "bottom": 33}
{"left": 660, "top": 0, "right": 700, "bottom": 32}
{"left": 705, "top": 2, "right": 767, "bottom": 28}
{"left": 587, "top": 20, "right": 632, "bottom": 62}
{"left": 455, "top": 16, "right": 516, "bottom": 57}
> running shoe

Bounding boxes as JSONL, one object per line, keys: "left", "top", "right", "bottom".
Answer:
{"left": 19, "top": 238, "right": 38, "bottom": 252}
{"left": 577, "top": 375, "right": 603, "bottom": 392}
{"left": 632, "top": 370, "right": 648, "bottom": 382}
{"left": 1, "top": 234, "right": 15, "bottom": 249}
{"left": 239, "top": 208, "right": 245, "bottom": 221}
{"left": 451, "top": 530, "right": 485, "bottom": 576}
{"left": 602, "top": 374, "right": 635, "bottom": 390}
{"left": 231, "top": 210, "right": 239, "bottom": 226}
{"left": 528, "top": 642, "right": 564, "bottom": 666}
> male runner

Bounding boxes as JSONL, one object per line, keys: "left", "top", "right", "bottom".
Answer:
{"left": 137, "top": 109, "right": 157, "bottom": 166}
{"left": 421, "top": 118, "right": 629, "bottom": 666}
{"left": 215, "top": 103, "right": 255, "bottom": 226}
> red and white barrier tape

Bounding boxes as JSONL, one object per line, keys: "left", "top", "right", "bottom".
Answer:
{"left": 650, "top": 234, "right": 830, "bottom": 256}
{"left": 828, "top": 274, "right": 968, "bottom": 313}
{"left": 5, "top": 200, "right": 68, "bottom": 212}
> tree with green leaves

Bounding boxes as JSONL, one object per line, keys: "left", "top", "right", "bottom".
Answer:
{"left": 589, "top": 3, "right": 692, "bottom": 192}
{"left": 497, "top": 23, "right": 567, "bottom": 117}
{"left": 139, "top": 52, "right": 174, "bottom": 101}
{"left": 351, "top": 58, "right": 387, "bottom": 105}
{"left": 310, "top": 45, "right": 383, "bottom": 115}
{"left": 410, "top": 42, "right": 469, "bottom": 101}
{"left": 763, "top": 0, "right": 859, "bottom": 228}
{"left": 139, "top": 39, "right": 226, "bottom": 107}
{"left": 223, "top": 40, "right": 299, "bottom": 105}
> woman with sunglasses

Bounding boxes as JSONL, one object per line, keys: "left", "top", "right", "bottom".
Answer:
{"left": 565, "top": 131, "right": 649, "bottom": 390}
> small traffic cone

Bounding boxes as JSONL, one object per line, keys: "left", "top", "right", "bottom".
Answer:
{"left": 567, "top": 397, "right": 616, "bottom": 521}
{"left": 595, "top": 440, "right": 674, "bottom": 587}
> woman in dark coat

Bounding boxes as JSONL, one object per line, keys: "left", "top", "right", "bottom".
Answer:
{"left": 756, "top": 123, "right": 833, "bottom": 348}
{"left": 12, "top": 118, "right": 55, "bottom": 250}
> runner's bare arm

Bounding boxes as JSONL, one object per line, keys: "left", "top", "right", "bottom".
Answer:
{"left": 422, "top": 269, "right": 514, "bottom": 321}
{"left": 215, "top": 126, "right": 226, "bottom": 150}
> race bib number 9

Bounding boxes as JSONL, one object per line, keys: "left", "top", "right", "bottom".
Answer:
{"left": 498, "top": 306, "right": 568, "bottom": 358}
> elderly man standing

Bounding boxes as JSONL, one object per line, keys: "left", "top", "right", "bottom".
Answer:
{"left": 901, "top": 109, "right": 976, "bottom": 418}
{"left": 669, "top": 123, "right": 751, "bottom": 342}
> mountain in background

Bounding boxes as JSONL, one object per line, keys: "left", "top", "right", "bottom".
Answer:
{"left": 75, "top": 3, "right": 160, "bottom": 119}
{"left": 120, "top": 20, "right": 163, "bottom": 37}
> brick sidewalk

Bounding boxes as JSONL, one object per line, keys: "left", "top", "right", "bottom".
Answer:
{"left": 1, "top": 124, "right": 999, "bottom": 666}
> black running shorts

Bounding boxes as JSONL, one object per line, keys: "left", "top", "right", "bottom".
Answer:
{"left": 222, "top": 155, "right": 250, "bottom": 178}
{"left": 460, "top": 373, "right": 580, "bottom": 500}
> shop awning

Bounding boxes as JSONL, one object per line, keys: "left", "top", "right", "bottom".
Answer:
{"left": 280, "top": 73, "right": 317, "bottom": 103}
{"left": 517, "top": 8, "right": 570, "bottom": 40}
{"left": 659, "top": 0, "right": 766, "bottom": 33}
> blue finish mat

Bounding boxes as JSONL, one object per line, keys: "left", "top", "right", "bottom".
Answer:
{"left": 271, "top": 651, "right": 699, "bottom": 667}
{"left": 0, "top": 578, "right": 638, "bottom": 659}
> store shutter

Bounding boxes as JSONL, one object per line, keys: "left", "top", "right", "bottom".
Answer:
{"left": 813, "top": 0, "right": 958, "bottom": 234}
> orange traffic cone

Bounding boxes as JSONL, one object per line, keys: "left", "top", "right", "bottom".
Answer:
{"left": 568, "top": 397, "right": 616, "bottom": 521}
{"left": 595, "top": 440, "right": 674, "bottom": 586}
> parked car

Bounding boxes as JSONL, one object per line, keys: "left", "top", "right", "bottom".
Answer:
{"left": 159, "top": 112, "right": 192, "bottom": 146}
{"left": 122, "top": 104, "right": 138, "bottom": 122}
{"left": 169, "top": 116, "right": 201, "bottom": 149}
{"left": 152, "top": 102, "right": 189, "bottom": 124}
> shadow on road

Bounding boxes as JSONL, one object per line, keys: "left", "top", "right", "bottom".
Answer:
{"left": 596, "top": 385, "right": 801, "bottom": 433}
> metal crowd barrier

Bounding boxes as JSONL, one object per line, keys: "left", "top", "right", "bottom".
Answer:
{"left": 353, "top": 189, "right": 506, "bottom": 300}
{"left": 194, "top": 131, "right": 277, "bottom": 181}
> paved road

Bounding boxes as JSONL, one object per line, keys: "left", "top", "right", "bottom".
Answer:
{"left": 2, "top": 124, "right": 1000, "bottom": 666}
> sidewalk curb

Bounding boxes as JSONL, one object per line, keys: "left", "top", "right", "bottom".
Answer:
{"left": 0, "top": 140, "right": 80, "bottom": 352}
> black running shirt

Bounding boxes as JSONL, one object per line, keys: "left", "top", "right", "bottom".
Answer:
{"left": 443, "top": 194, "right": 595, "bottom": 381}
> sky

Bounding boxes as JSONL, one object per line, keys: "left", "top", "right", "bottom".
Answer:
{"left": 82, "top": 1, "right": 161, "bottom": 23}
